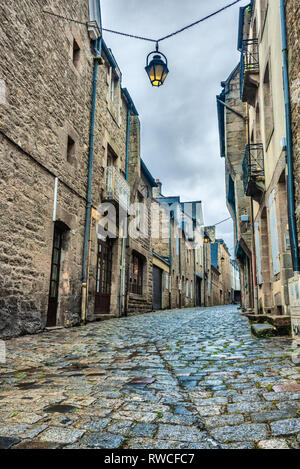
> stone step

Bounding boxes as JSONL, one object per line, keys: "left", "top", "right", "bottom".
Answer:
{"left": 251, "top": 323, "right": 277, "bottom": 338}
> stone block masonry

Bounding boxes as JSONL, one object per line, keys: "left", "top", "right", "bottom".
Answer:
{"left": 0, "top": 1, "right": 96, "bottom": 338}
{"left": 0, "top": 0, "right": 134, "bottom": 337}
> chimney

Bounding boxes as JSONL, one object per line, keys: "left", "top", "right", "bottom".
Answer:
{"left": 204, "top": 226, "right": 216, "bottom": 243}
{"left": 153, "top": 179, "right": 162, "bottom": 198}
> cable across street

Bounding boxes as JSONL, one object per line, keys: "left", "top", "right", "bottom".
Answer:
{"left": 43, "top": 0, "right": 245, "bottom": 45}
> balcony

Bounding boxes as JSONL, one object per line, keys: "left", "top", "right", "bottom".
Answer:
{"left": 242, "top": 144, "right": 265, "bottom": 202}
{"left": 103, "top": 166, "right": 130, "bottom": 211}
{"left": 240, "top": 39, "right": 259, "bottom": 106}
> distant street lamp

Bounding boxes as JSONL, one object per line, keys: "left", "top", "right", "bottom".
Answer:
{"left": 145, "top": 43, "right": 169, "bottom": 87}
{"left": 204, "top": 234, "right": 210, "bottom": 244}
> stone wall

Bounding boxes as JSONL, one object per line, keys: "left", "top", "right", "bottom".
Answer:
{"left": 0, "top": 0, "right": 95, "bottom": 338}
{"left": 0, "top": 0, "right": 134, "bottom": 337}
{"left": 286, "top": 0, "right": 300, "bottom": 244}
{"left": 221, "top": 65, "right": 252, "bottom": 310}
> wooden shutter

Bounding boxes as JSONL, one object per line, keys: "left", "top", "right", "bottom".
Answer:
{"left": 269, "top": 190, "right": 280, "bottom": 275}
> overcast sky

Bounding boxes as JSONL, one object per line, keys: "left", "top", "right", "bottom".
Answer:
{"left": 101, "top": 0, "right": 249, "bottom": 255}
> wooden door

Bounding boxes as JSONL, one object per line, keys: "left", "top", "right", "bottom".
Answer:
{"left": 153, "top": 266, "right": 162, "bottom": 310}
{"left": 95, "top": 239, "right": 112, "bottom": 314}
{"left": 196, "top": 278, "right": 202, "bottom": 306}
{"left": 47, "top": 225, "right": 63, "bottom": 327}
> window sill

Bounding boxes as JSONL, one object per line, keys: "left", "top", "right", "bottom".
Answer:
{"left": 129, "top": 293, "right": 144, "bottom": 300}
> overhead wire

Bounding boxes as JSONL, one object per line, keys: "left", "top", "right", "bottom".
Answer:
{"left": 43, "top": 0, "right": 245, "bottom": 45}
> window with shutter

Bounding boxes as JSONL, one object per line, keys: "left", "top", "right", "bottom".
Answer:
{"left": 254, "top": 222, "right": 262, "bottom": 285}
{"left": 269, "top": 190, "right": 280, "bottom": 275}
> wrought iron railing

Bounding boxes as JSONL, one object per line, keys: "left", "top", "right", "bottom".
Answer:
{"left": 240, "top": 38, "right": 259, "bottom": 98}
{"left": 242, "top": 144, "right": 264, "bottom": 195}
{"left": 104, "top": 166, "right": 130, "bottom": 210}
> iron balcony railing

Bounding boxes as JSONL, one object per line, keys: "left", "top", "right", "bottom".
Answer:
{"left": 242, "top": 144, "right": 264, "bottom": 196}
{"left": 240, "top": 38, "right": 259, "bottom": 98}
{"left": 104, "top": 166, "right": 130, "bottom": 210}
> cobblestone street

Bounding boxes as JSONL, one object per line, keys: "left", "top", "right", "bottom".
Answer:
{"left": 0, "top": 306, "right": 300, "bottom": 449}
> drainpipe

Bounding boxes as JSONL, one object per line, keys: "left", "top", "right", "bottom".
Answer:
{"left": 81, "top": 37, "right": 102, "bottom": 323}
{"left": 245, "top": 101, "right": 258, "bottom": 313}
{"left": 203, "top": 242, "right": 206, "bottom": 307}
{"left": 120, "top": 107, "right": 131, "bottom": 316}
{"left": 279, "top": 0, "right": 300, "bottom": 273}
{"left": 169, "top": 214, "right": 172, "bottom": 308}
{"left": 179, "top": 228, "right": 182, "bottom": 306}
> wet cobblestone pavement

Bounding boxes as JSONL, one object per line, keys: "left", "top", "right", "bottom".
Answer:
{"left": 0, "top": 305, "right": 300, "bottom": 449}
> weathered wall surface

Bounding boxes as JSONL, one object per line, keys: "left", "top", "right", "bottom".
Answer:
{"left": 0, "top": 1, "right": 94, "bottom": 338}
{"left": 0, "top": 0, "right": 132, "bottom": 337}
{"left": 286, "top": 0, "right": 300, "bottom": 245}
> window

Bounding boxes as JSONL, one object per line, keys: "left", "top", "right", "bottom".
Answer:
{"left": 186, "top": 279, "right": 189, "bottom": 297}
{"left": 263, "top": 63, "right": 274, "bottom": 148}
{"left": 72, "top": 39, "right": 80, "bottom": 68}
{"left": 107, "top": 145, "right": 117, "bottom": 167}
{"left": 67, "top": 135, "right": 75, "bottom": 163}
{"left": 255, "top": 104, "right": 262, "bottom": 142}
{"left": 110, "top": 74, "right": 115, "bottom": 102}
{"left": 176, "top": 237, "right": 180, "bottom": 256}
{"left": 190, "top": 281, "right": 193, "bottom": 299}
{"left": 130, "top": 252, "right": 143, "bottom": 295}
{"left": 165, "top": 273, "right": 169, "bottom": 290}
{"left": 136, "top": 192, "right": 144, "bottom": 231}
{"left": 110, "top": 71, "right": 119, "bottom": 104}
{"left": 260, "top": 0, "right": 268, "bottom": 37}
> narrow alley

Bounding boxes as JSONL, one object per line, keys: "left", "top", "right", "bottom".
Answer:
{"left": 0, "top": 306, "right": 299, "bottom": 449}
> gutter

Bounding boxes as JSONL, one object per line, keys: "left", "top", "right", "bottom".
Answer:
{"left": 120, "top": 89, "right": 138, "bottom": 315}
{"left": 216, "top": 98, "right": 245, "bottom": 121}
{"left": 279, "top": 0, "right": 300, "bottom": 273}
{"left": 81, "top": 37, "right": 102, "bottom": 323}
{"left": 120, "top": 103, "right": 131, "bottom": 316}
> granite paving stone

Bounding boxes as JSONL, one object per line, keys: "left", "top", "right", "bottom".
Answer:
{"left": 38, "top": 427, "right": 85, "bottom": 444}
{"left": 1, "top": 305, "right": 299, "bottom": 449}
{"left": 78, "top": 432, "right": 124, "bottom": 448}
{"left": 270, "top": 418, "right": 300, "bottom": 436}
{"left": 211, "top": 423, "right": 268, "bottom": 443}
{"left": 257, "top": 439, "right": 290, "bottom": 449}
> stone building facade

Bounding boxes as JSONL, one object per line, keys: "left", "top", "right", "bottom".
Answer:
{"left": 0, "top": 0, "right": 154, "bottom": 338}
{"left": 217, "top": 64, "right": 253, "bottom": 311}
{"left": 286, "top": 0, "right": 300, "bottom": 237}
{"left": 285, "top": 0, "right": 300, "bottom": 341}
{"left": 152, "top": 189, "right": 212, "bottom": 311}
{"left": 126, "top": 158, "right": 157, "bottom": 315}
{"left": 0, "top": 0, "right": 101, "bottom": 338}
{"left": 210, "top": 233, "right": 232, "bottom": 306}
{"left": 217, "top": 0, "right": 300, "bottom": 321}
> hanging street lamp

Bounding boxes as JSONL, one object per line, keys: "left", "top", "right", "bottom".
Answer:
{"left": 221, "top": 256, "right": 225, "bottom": 263}
{"left": 145, "top": 42, "right": 169, "bottom": 87}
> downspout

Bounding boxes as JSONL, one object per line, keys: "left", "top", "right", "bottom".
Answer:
{"left": 245, "top": 100, "right": 258, "bottom": 313}
{"left": 169, "top": 214, "right": 172, "bottom": 308}
{"left": 280, "top": 0, "right": 300, "bottom": 273}
{"left": 179, "top": 229, "right": 182, "bottom": 306}
{"left": 203, "top": 242, "right": 206, "bottom": 307}
{"left": 120, "top": 107, "right": 131, "bottom": 316}
{"left": 81, "top": 37, "right": 102, "bottom": 323}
